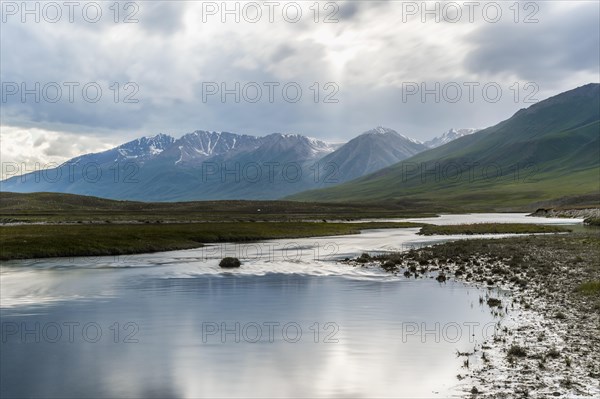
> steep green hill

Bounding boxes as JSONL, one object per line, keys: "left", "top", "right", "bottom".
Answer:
{"left": 289, "top": 84, "right": 600, "bottom": 210}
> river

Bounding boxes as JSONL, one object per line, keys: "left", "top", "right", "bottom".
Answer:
{"left": 0, "top": 214, "right": 582, "bottom": 398}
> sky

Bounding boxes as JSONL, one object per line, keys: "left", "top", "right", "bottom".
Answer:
{"left": 1, "top": 0, "right": 599, "bottom": 171}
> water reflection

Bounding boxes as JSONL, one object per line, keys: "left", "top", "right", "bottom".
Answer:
{"left": 1, "top": 213, "right": 575, "bottom": 397}
{"left": 2, "top": 275, "right": 501, "bottom": 398}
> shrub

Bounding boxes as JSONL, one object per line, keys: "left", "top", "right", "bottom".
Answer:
{"left": 507, "top": 345, "right": 527, "bottom": 357}
{"left": 583, "top": 217, "right": 600, "bottom": 226}
{"left": 487, "top": 298, "right": 502, "bottom": 307}
{"left": 356, "top": 253, "right": 372, "bottom": 263}
{"left": 219, "top": 257, "right": 241, "bottom": 268}
{"left": 381, "top": 261, "right": 397, "bottom": 272}
{"left": 546, "top": 347, "right": 560, "bottom": 359}
{"left": 555, "top": 311, "right": 567, "bottom": 320}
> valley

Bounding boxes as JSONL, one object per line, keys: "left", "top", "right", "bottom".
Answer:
{"left": 2, "top": 2, "right": 599, "bottom": 398}
{"left": 290, "top": 84, "right": 600, "bottom": 209}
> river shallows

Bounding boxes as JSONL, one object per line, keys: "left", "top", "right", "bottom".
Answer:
{"left": 0, "top": 214, "right": 582, "bottom": 398}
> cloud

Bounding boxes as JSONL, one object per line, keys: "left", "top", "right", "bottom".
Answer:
{"left": 137, "top": 2, "right": 188, "bottom": 35}
{"left": 270, "top": 44, "right": 296, "bottom": 63}
{"left": 1, "top": 1, "right": 598, "bottom": 166}
{"left": 0, "top": 126, "right": 116, "bottom": 179}
{"left": 464, "top": 3, "right": 600, "bottom": 84}
{"left": 338, "top": 1, "right": 362, "bottom": 21}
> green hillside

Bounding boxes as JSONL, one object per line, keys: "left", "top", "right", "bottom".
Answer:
{"left": 289, "top": 84, "right": 600, "bottom": 210}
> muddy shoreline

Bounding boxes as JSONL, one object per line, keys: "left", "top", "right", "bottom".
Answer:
{"left": 347, "top": 233, "right": 600, "bottom": 397}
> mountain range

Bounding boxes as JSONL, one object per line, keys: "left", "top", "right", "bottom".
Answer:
{"left": 1, "top": 126, "right": 468, "bottom": 201}
{"left": 3, "top": 84, "right": 598, "bottom": 207}
{"left": 290, "top": 83, "right": 600, "bottom": 210}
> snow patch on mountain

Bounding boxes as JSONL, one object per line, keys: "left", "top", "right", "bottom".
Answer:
{"left": 172, "top": 131, "right": 264, "bottom": 164}
{"left": 117, "top": 133, "right": 175, "bottom": 159}
{"left": 362, "top": 126, "right": 424, "bottom": 145}
{"left": 424, "top": 128, "right": 480, "bottom": 148}
{"left": 262, "top": 133, "right": 338, "bottom": 158}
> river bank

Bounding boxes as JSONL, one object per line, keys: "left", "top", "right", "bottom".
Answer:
{"left": 2, "top": 214, "right": 594, "bottom": 397}
{"left": 348, "top": 232, "right": 600, "bottom": 397}
{"left": 1, "top": 221, "right": 575, "bottom": 261}
{"left": 529, "top": 207, "right": 600, "bottom": 220}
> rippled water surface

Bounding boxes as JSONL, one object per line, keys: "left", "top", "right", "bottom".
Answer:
{"left": 0, "top": 214, "right": 583, "bottom": 398}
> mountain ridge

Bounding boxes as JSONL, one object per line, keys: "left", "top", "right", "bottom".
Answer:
{"left": 288, "top": 83, "right": 600, "bottom": 209}
{"left": 2, "top": 126, "right": 467, "bottom": 201}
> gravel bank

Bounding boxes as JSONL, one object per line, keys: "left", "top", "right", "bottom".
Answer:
{"left": 347, "top": 233, "right": 600, "bottom": 397}
{"left": 529, "top": 208, "right": 600, "bottom": 219}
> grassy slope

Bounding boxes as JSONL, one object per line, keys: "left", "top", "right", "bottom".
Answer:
{"left": 289, "top": 84, "right": 600, "bottom": 210}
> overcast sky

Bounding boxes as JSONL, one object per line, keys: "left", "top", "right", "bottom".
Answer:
{"left": 1, "top": 0, "right": 599, "bottom": 169}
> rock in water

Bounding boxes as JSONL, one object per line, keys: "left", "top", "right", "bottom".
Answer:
{"left": 219, "top": 257, "right": 241, "bottom": 268}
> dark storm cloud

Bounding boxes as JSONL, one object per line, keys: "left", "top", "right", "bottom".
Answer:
{"left": 137, "top": 2, "right": 187, "bottom": 35}
{"left": 270, "top": 44, "right": 295, "bottom": 63}
{"left": 338, "top": 1, "right": 361, "bottom": 20}
{"left": 336, "top": 0, "right": 392, "bottom": 23}
{"left": 465, "top": 5, "right": 600, "bottom": 82}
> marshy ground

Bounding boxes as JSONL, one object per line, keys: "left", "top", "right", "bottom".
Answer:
{"left": 0, "top": 221, "right": 570, "bottom": 261}
{"left": 417, "top": 223, "right": 571, "bottom": 235}
{"left": 0, "top": 221, "right": 424, "bottom": 261}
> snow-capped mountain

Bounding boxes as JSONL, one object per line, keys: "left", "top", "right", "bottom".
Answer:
{"left": 367, "top": 126, "right": 423, "bottom": 145}
{"left": 315, "top": 127, "right": 428, "bottom": 185}
{"left": 80, "top": 131, "right": 338, "bottom": 167}
{"left": 162, "top": 131, "right": 264, "bottom": 164}
{"left": 117, "top": 133, "right": 175, "bottom": 159}
{"left": 424, "top": 128, "right": 480, "bottom": 149}
{"left": 70, "top": 133, "right": 172, "bottom": 161}
{"left": 2, "top": 127, "right": 432, "bottom": 201}
{"left": 253, "top": 133, "right": 338, "bottom": 161}
{"left": 63, "top": 133, "right": 175, "bottom": 168}
{"left": 2, "top": 129, "right": 345, "bottom": 200}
